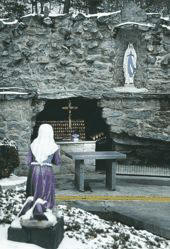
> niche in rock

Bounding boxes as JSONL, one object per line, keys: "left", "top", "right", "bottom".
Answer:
{"left": 32, "top": 97, "right": 112, "bottom": 171}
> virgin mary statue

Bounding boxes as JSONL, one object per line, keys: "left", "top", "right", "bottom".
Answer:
{"left": 123, "top": 43, "right": 137, "bottom": 86}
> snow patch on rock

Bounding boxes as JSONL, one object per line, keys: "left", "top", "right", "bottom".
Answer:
{"left": 114, "top": 86, "right": 148, "bottom": 93}
{"left": 0, "top": 174, "right": 26, "bottom": 188}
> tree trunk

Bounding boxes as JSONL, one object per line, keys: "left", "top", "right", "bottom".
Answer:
{"left": 40, "top": 3, "right": 44, "bottom": 14}
{"left": 123, "top": 0, "right": 131, "bottom": 7}
{"left": 89, "top": 5, "right": 97, "bottom": 14}
{"left": 139, "top": 0, "right": 143, "bottom": 8}
{"left": 167, "top": 0, "right": 170, "bottom": 14}
{"left": 88, "top": 0, "right": 98, "bottom": 14}
{"left": 63, "top": 0, "right": 70, "bottom": 13}
{"left": 116, "top": 0, "right": 119, "bottom": 9}
{"left": 35, "top": 2, "right": 38, "bottom": 14}
{"left": 31, "top": 0, "right": 38, "bottom": 14}
{"left": 31, "top": 0, "right": 34, "bottom": 13}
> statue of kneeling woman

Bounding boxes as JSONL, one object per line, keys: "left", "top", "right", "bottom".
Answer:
{"left": 18, "top": 124, "right": 61, "bottom": 228}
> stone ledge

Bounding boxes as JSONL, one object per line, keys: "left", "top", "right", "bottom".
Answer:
{"left": 0, "top": 174, "right": 27, "bottom": 191}
{"left": 36, "top": 90, "right": 170, "bottom": 101}
{"left": 103, "top": 91, "right": 170, "bottom": 100}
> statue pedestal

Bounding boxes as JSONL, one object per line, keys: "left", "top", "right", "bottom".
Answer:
{"left": 8, "top": 217, "right": 64, "bottom": 249}
{"left": 114, "top": 86, "right": 148, "bottom": 93}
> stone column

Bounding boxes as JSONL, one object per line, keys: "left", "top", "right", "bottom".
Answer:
{"left": 0, "top": 99, "right": 33, "bottom": 175}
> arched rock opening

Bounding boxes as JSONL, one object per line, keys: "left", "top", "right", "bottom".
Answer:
{"left": 31, "top": 97, "right": 113, "bottom": 173}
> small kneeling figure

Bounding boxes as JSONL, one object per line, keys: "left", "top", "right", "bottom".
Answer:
{"left": 19, "top": 124, "right": 61, "bottom": 227}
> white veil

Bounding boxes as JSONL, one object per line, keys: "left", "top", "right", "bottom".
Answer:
{"left": 30, "top": 124, "right": 59, "bottom": 164}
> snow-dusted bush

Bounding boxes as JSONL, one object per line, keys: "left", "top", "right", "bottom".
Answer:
{"left": 0, "top": 0, "right": 29, "bottom": 18}
{"left": 57, "top": 205, "right": 170, "bottom": 249}
{"left": 0, "top": 188, "right": 25, "bottom": 223}
{"left": 0, "top": 138, "right": 20, "bottom": 179}
{"left": 0, "top": 0, "right": 169, "bottom": 19}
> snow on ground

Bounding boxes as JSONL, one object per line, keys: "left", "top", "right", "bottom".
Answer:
{"left": 1, "top": 240, "right": 43, "bottom": 249}
{"left": 57, "top": 205, "right": 170, "bottom": 249}
{"left": 0, "top": 187, "right": 170, "bottom": 249}
{"left": 1, "top": 204, "right": 170, "bottom": 249}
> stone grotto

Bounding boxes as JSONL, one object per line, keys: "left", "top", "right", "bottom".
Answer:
{"left": 0, "top": 2, "right": 170, "bottom": 176}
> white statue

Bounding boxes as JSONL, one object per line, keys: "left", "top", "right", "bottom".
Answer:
{"left": 123, "top": 43, "right": 137, "bottom": 86}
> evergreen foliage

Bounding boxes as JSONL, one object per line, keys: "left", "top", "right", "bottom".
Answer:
{"left": 0, "top": 140, "right": 20, "bottom": 179}
{"left": 0, "top": 0, "right": 169, "bottom": 20}
{"left": 62, "top": 0, "right": 170, "bottom": 14}
{"left": 0, "top": 188, "right": 25, "bottom": 223}
{"left": 1, "top": 0, "right": 29, "bottom": 18}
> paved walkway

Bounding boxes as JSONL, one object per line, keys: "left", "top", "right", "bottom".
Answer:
{"left": 55, "top": 173, "right": 170, "bottom": 239}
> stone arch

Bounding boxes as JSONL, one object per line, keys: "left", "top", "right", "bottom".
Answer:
{"left": 31, "top": 97, "right": 112, "bottom": 173}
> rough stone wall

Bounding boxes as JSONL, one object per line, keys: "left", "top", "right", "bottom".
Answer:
{"left": 101, "top": 94, "right": 170, "bottom": 142}
{"left": 0, "top": 13, "right": 121, "bottom": 97}
{"left": 100, "top": 93, "right": 170, "bottom": 166}
{"left": 0, "top": 98, "right": 45, "bottom": 174}
{"left": 0, "top": 99, "right": 32, "bottom": 174}
{"left": 0, "top": 7, "right": 169, "bottom": 95}
{"left": 144, "top": 16, "right": 170, "bottom": 93}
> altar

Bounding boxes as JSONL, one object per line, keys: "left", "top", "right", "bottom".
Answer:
{"left": 33, "top": 99, "right": 108, "bottom": 173}
{"left": 57, "top": 140, "right": 96, "bottom": 153}
{"left": 35, "top": 121, "right": 96, "bottom": 172}
{"left": 57, "top": 140, "right": 96, "bottom": 173}
{"left": 34, "top": 122, "right": 96, "bottom": 173}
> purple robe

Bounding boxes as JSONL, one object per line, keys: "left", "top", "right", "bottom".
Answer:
{"left": 20, "top": 148, "right": 61, "bottom": 220}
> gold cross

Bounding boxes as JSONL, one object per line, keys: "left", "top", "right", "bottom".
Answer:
{"left": 62, "top": 100, "right": 78, "bottom": 128}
